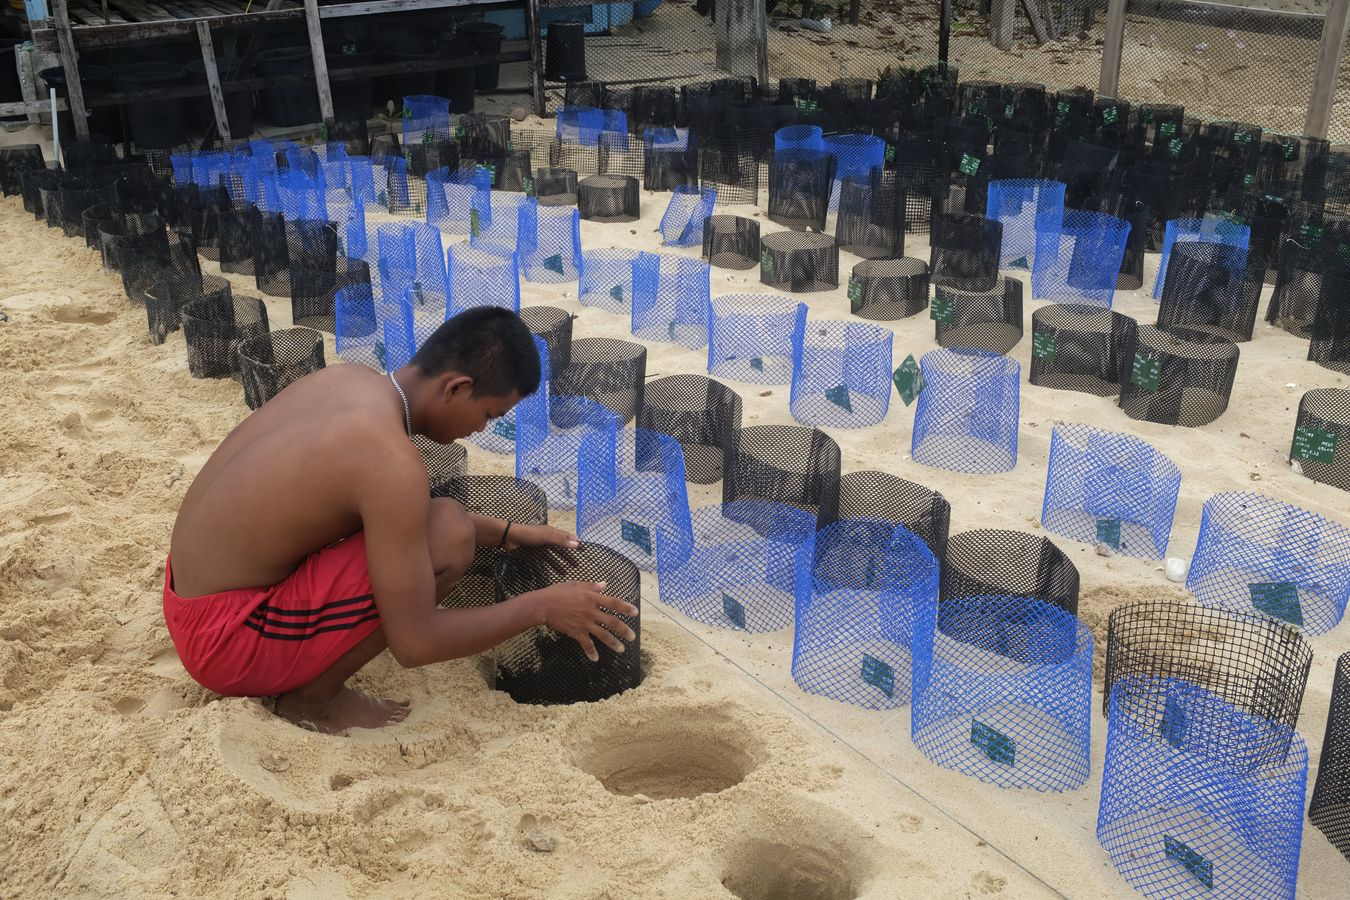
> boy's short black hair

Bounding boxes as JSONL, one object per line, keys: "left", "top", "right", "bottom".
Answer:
{"left": 411, "top": 307, "right": 542, "bottom": 398}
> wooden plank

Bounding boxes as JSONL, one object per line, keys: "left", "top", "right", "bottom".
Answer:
{"left": 195, "top": 20, "right": 231, "bottom": 142}
{"left": 319, "top": 0, "right": 519, "bottom": 18}
{"left": 301, "top": 0, "right": 334, "bottom": 121}
{"left": 1097, "top": 0, "right": 1127, "bottom": 97}
{"left": 525, "top": 0, "right": 544, "bottom": 116}
{"left": 1305, "top": 0, "right": 1348, "bottom": 138}
{"left": 1125, "top": 0, "right": 1323, "bottom": 40}
{"left": 51, "top": 0, "right": 91, "bottom": 140}
{"left": 990, "top": 0, "right": 1014, "bottom": 50}
{"left": 1018, "top": 0, "right": 1051, "bottom": 43}
{"left": 0, "top": 98, "right": 68, "bottom": 116}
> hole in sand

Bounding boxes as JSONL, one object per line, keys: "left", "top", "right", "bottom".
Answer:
{"left": 722, "top": 839, "right": 858, "bottom": 900}
{"left": 113, "top": 696, "right": 145, "bottom": 715}
{"left": 329, "top": 774, "right": 353, "bottom": 791}
{"left": 572, "top": 706, "right": 758, "bottom": 800}
{"left": 52, "top": 304, "right": 115, "bottom": 325}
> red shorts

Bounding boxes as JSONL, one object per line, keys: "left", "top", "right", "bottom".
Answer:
{"left": 162, "top": 534, "right": 381, "bottom": 697}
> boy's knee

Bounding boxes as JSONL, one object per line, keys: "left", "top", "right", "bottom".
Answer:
{"left": 429, "top": 499, "right": 476, "bottom": 579}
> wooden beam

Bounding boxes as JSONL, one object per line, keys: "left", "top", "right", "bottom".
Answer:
{"left": 195, "top": 20, "right": 231, "bottom": 142}
{"left": 302, "top": 0, "right": 335, "bottom": 121}
{"left": 1125, "top": 0, "right": 1322, "bottom": 40}
{"left": 990, "top": 0, "right": 1014, "bottom": 51}
{"left": 0, "top": 98, "right": 68, "bottom": 116}
{"left": 525, "top": 0, "right": 544, "bottom": 116}
{"left": 1306, "top": 0, "right": 1349, "bottom": 138}
{"left": 1098, "top": 0, "right": 1127, "bottom": 98}
{"left": 51, "top": 0, "right": 91, "bottom": 140}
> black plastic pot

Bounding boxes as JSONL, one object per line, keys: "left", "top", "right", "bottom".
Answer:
{"left": 0, "top": 40, "right": 24, "bottom": 122}
{"left": 544, "top": 21, "right": 587, "bottom": 83}
{"left": 435, "top": 34, "right": 476, "bottom": 113}
{"left": 377, "top": 39, "right": 439, "bottom": 109}
{"left": 458, "top": 21, "right": 503, "bottom": 90}
{"left": 185, "top": 57, "right": 256, "bottom": 138}
{"left": 325, "top": 40, "right": 375, "bottom": 121}
{"left": 118, "top": 63, "right": 188, "bottom": 149}
{"left": 256, "top": 47, "right": 320, "bottom": 127}
{"left": 39, "top": 65, "right": 121, "bottom": 144}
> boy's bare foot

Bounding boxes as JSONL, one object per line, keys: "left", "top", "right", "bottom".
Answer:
{"left": 274, "top": 685, "right": 409, "bottom": 734}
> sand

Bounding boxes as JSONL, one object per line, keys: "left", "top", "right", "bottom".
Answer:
{"left": 2, "top": 121, "right": 1350, "bottom": 897}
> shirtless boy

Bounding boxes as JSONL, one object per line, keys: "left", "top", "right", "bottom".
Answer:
{"left": 164, "top": 307, "right": 637, "bottom": 733}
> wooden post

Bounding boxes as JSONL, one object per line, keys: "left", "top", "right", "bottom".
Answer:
{"left": 756, "top": 0, "right": 769, "bottom": 89}
{"left": 1306, "top": 0, "right": 1350, "bottom": 139}
{"left": 848, "top": 0, "right": 860, "bottom": 26}
{"left": 51, "top": 0, "right": 90, "bottom": 140}
{"left": 939, "top": 0, "right": 952, "bottom": 63}
{"left": 716, "top": 0, "right": 765, "bottom": 79}
{"left": 195, "top": 21, "right": 231, "bottom": 144}
{"left": 1098, "top": 0, "right": 1128, "bottom": 97}
{"left": 302, "top": 0, "right": 335, "bottom": 122}
{"left": 990, "top": 0, "right": 1015, "bottom": 50}
{"left": 526, "top": 0, "right": 545, "bottom": 117}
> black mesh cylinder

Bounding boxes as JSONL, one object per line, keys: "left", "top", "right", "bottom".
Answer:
{"left": 1310, "top": 652, "right": 1350, "bottom": 861}
{"left": 292, "top": 256, "right": 371, "bottom": 333}
{"left": 836, "top": 168, "right": 906, "bottom": 259}
{"left": 551, "top": 336, "right": 646, "bottom": 425}
{"left": 0, "top": 144, "right": 45, "bottom": 196}
{"left": 759, "top": 230, "right": 838, "bottom": 293}
{"left": 493, "top": 542, "right": 641, "bottom": 705}
{"left": 768, "top": 148, "right": 835, "bottom": 232}
{"left": 578, "top": 174, "right": 639, "bottom": 222}
{"left": 1115, "top": 203, "right": 1148, "bottom": 290}
{"left": 52, "top": 178, "right": 119, "bottom": 237}
{"left": 182, "top": 294, "right": 270, "bottom": 380}
{"left": 837, "top": 470, "right": 950, "bottom": 563}
{"left": 534, "top": 167, "right": 578, "bottom": 206}
{"left": 933, "top": 276, "right": 1022, "bottom": 355}
{"left": 1291, "top": 388, "right": 1350, "bottom": 493}
{"left": 848, "top": 257, "right": 929, "bottom": 321}
{"left": 1267, "top": 233, "right": 1350, "bottom": 339}
{"left": 520, "top": 305, "right": 574, "bottom": 374}
{"left": 722, "top": 424, "right": 841, "bottom": 531}
{"left": 1310, "top": 270, "right": 1350, "bottom": 374}
{"left": 637, "top": 374, "right": 743, "bottom": 485}
{"left": 1103, "top": 599, "right": 1312, "bottom": 768}
{"left": 238, "top": 327, "right": 326, "bottom": 410}
{"left": 1119, "top": 324, "right": 1240, "bottom": 428}
{"left": 459, "top": 112, "right": 512, "bottom": 160}
{"left": 892, "top": 139, "right": 943, "bottom": 235}
{"left": 1157, "top": 241, "right": 1263, "bottom": 342}
{"left": 939, "top": 529, "right": 1079, "bottom": 616}
{"left": 414, "top": 436, "right": 469, "bottom": 497}
{"left": 544, "top": 21, "right": 587, "bottom": 83}
{"left": 699, "top": 142, "right": 759, "bottom": 206}
{"left": 146, "top": 271, "right": 226, "bottom": 347}
{"left": 929, "top": 212, "right": 1002, "bottom": 292}
{"left": 81, "top": 203, "right": 119, "bottom": 252}
{"left": 21, "top": 168, "right": 68, "bottom": 219}
{"left": 702, "top": 214, "right": 759, "bottom": 270}
{"left": 630, "top": 85, "right": 677, "bottom": 134}
{"left": 251, "top": 211, "right": 287, "bottom": 294}
{"left": 1029, "top": 304, "right": 1137, "bottom": 397}
{"left": 436, "top": 475, "right": 549, "bottom": 609}
{"left": 643, "top": 128, "right": 698, "bottom": 191}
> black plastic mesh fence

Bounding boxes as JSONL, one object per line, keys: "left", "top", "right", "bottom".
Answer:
{"left": 837, "top": 470, "right": 950, "bottom": 564}
{"left": 644, "top": 128, "right": 698, "bottom": 192}
{"left": 1310, "top": 651, "right": 1350, "bottom": 862}
{"left": 932, "top": 277, "right": 1023, "bottom": 356}
{"left": 836, "top": 168, "right": 905, "bottom": 260}
{"left": 598, "top": 134, "right": 644, "bottom": 181}
{"left": 1029, "top": 304, "right": 1137, "bottom": 398}
{"left": 768, "top": 149, "right": 835, "bottom": 232}
{"left": 182, "top": 294, "right": 270, "bottom": 380}
{"left": 238, "top": 327, "right": 326, "bottom": 410}
{"left": 930, "top": 212, "right": 1002, "bottom": 293}
{"left": 534, "top": 167, "right": 579, "bottom": 206}
{"left": 892, "top": 139, "right": 943, "bottom": 236}
{"left": 636, "top": 374, "right": 742, "bottom": 485}
{"left": 848, "top": 257, "right": 929, "bottom": 322}
{"left": 435, "top": 475, "right": 549, "bottom": 610}
{"left": 759, "top": 231, "right": 838, "bottom": 293}
{"left": 292, "top": 256, "right": 371, "bottom": 334}
{"left": 1157, "top": 241, "right": 1263, "bottom": 343}
{"left": 492, "top": 542, "right": 641, "bottom": 705}
{"left": 939, "top": 529, "right": 1079, "bottom": 618}
{"left": 699, "top": 143, "right": 759, "bottom": 206}
{"left": 578, "top": 174, "right": 639, "bottom": 222}
{"left": 1291, "top": 388, "right": 1350, "bottom": 493}
{"left": 630, "top": 85, "right": 678, "bottom": 136}
{"left": 1267, "top": 230, "right": 1350, "bottom": 339}
{"left": 1119, "top": 324, "right": 1240, "bottom": 428}
{"left": 519, "top": 306, "right": 574, "bottom": 376}
{"left": 146, "top": 271, "right": 225, "bottom": 347}
{"left": 702, "top": 215, "right": 759, "bottom": 270}
{"left": 1310, "top": 270, "right": 1350, "bottom": 374}
{"left": 550, "top": 336, "right": 646, "bottom": 426}
{"left": 0, "top": 144, "right": 46, "bottom": 196}
{"left": 413, "top": 435, "right": 469, "bottom": 498}
{"left": 722, "top": 424, "right": 841, "bottom": 532}
{"left": 1103, "top": 599, "right": 1313, "bottom": 769}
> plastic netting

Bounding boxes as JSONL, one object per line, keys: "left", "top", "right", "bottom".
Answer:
{"left": 912, "top": 595, "right": 1092, "bottom": 791}
{"left": 0, "top": 145, "right": 46, "bottom": 196}
{"left": 1118, "top": 325, "right": 1240, "bottom": 428}
{"left": 519, "top": 306, "right": 574, "bottom": 377}
{"left": 182, "top": 294, "right": 269, "bottom": 380}
{"left": 469, "top": 190, "right": 531, "bottom": 260}
{"left": 1153, "top": 216, "right": 1252, "bottom": 300}
{"left": 836, "top": 168, "right": 906, "bottom": 260}
{"left": 427, "top": 166, "right": 491, "bottom": 234}
{"left": 659, "top": 185, "right": 716, "bottom": 247}
{"left": 788, "top": 319, "right": 893, "bottom": 429}
{"left": 598, "top": 131, "right": 644, "bottom": 180}
{"left": 1030, "top": 210, "right": 1132, "bottom": 308}
{"left": 520, "top": 203, "right": 581, "bottom": 283}
{"left": 1309, "top": 652, "right": 1350, "bottom": 863}
{"left": 1291, "top": 388, "right": 1350, "bottom": 493}
{"left": 492, "top": 542, "right": 641, "bottom": 705}
{"left": 706, "top": 294, "right": 806, "bottom": 385}
{"left": 911, "top": 349, "right": 1021, "bottom": 474}
{"left": 702, "top": 215, "right": 759, "bottom": 270}
{"left": 767, "top": 149, "right": 835, "bottom": 232}
{"left": 1028, "top": 304, "right": 1138, "bottom": 397}
{"left": 658, "top": 500, "right": 815, "bottom": 633}
{"left": 837, "top": 470, "right": 950, "bottom": 563}
{"left": 469, "top": 335, "right": 550, "bottom": 456}
{"left": 534, "top": 167, "right": 579, "bottom": 206}
{"left": 579, "top": 247, "right": 640, "bottom": 314}
{"left": 822, "top": 133, "right": 885, "bottom": 211}
{"left": 722, "top": 424, "right": 840, "bottom": 531}
{"left": 987, "top": 179, "right": 1066, "bottom": 270}
{"left": 577, "top": 174, "right": 639, "bottom": 222}
{"left": 936, "top": 530, "right": 1079, "bottom": 619}
{"left": 644, "top": 128, "right": 698, "bottom": 192}
{"left": 791, "top": 519, "right": 939, "bottom": 709}
{"left": 550, "top": 336, "right": 647, "bottom": 426}
{"left": 630, "top": 85, "right": 677, "bottom": 135}
{"left": 1097, "top": 676, "right": 1308, "bottom": 900}
{"left": 630, "top": 252, "right": 711, "bottom": 349}
{"left": 1186, "top": 491, "right": 1350, "bottom": 635}
{"left": 145, "top": 270, "right": 225, "bottom": 347}
{"left": 929, "top": 212, "right": 1002, "bottom": 293}
{"left": 237, "top": 327, "right": 326, "bottom": 410}
{"left": 847, "top": 258, "right": 929, "bottom": 322}
{"left": 759, "top": 230, "right": 838, "bottom": 293}
{"left": 699, "top": 143, "right": 759, "bottom": 206}
{"left": 334, "top": 283, "right": 385, "bottom": 371}
{"left": 434, "top": 475, "right": 549, "bottom": 610}
{"left": 932, "top": 277, "right": 1023, "bottom": 356}
{"left": 1157, "top": 241, "right": 1262, "bottom": 343}
{"left": 517, "top": 392, "right": 618, "bottom": 511}
{"left": 1309, "top": 269, "right": 1350, "bottom": 374}
{"left": 446, "top": 243, "right": 520, "bottom": 316}
{"left": 775, "top": 124, "right": 823, "bottom": 153}
{"left": 1041, "top": 423, "right": 1181, "bottom": 561}
{"left": 637, "top": 374, "right": 742, "bottom": 485}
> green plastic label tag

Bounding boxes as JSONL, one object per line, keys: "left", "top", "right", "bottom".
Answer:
{"left": 455, "top": 124, "right": 466, "bottom": 141}
{"left": 760, "top": 250, "right": 774, "bottom": 279}
{"left": 609, "top": 284, "right": 624, "bottom": 303}
{"left": 971, "top": 721, "right": 1015, "bottom": 765}
{"left": 374, "top": 340, "right": 386, "bottom": 371}
{"left": 1284, "top": 141, "right": 1298, "bottom": 161}
{"left": 1243, "top": 173, "right": 1254, "bottom": 187}
{"left": 824, "top": 385, "right": 852, "bottom": 412}
{"left": 885, "top": 143, "right": 896, "bottom": 163}
{"left": 1159, "top": 121, "right": 1176, "bottom": 138}
{"left": 1301, "top": 224, "right": 1326, "bottom": 243}
{"left": 1032, "top": 331, "right": 1056, "bottom": 362}
{"left": 422, "top": 130, "right": 435, "bottom": 147}
{"left": 1293, "top": 426, "right": 1337, "bottom": 463}
{"left": 1004, "top": 102, "right": 1014, "bottom": 119}
{"left": 1131, "top": 352, "right": 1160, "bottom": 393}
{"left": 1160, "top": 688, "right": 1187, "bottom": 747}
{"left": 794, "top": 98, "right": 819, "bottom": 113}
{"left": 411, "top": 281, "right": 427, "bottom": 307}
{"left": 493, "top": 418, "right": 516, "bottom": 440}
{"left": 1167, "top": 138, "right": 1183, "bottom": 157}
{"left": 1102, "top": 105, "right": 1119, "bottom": 125}
{"left": 563, "top": 475, "right": 572, "bottom": 501}
{"left": 959, "top": 153, "right": 980, "bottom": 176}
{"left": 1096, "top": 518, "right": 1122, "bottom": 550}
{"left": 621, "top": 519, "right": 652, "bottom": 555}
{"left": 543, "top": 254, "right": 565, "bottom": 275}
{"left": 1140, "top": 107, "right": 1154, "bottom": 124}
{"left": 860, "top": 654, "right": 894, "bottom": 698}
{"left": 722, "top": 593, "right": 747, "bottom": 629}
{"left": 470, "top": 207, "right": 481, "bottom": 239}
{"left": 320, "top": 122, "right": 330, "bottom": 142}
{"left": 522, "top": 176, "right": 535, "bottom": 196}
{"left": 930, "top": 295, "right": 955, "bottom": 323}
{"left": 892, "top": 354, "right": 925, "bottom": 406}
{"left": 1009, "top": 255, "right": 1029, "bottom": 269}
{"left": 1164, "top": 836, "right": 1213, "bottom": 889}
{"left": 1250, "top": 582, "right": 1303, "bottom": 626}
{"left": 749, "top": 356, "right": 764, "bottom": 372}
{"left": 848, "top": 276, "right": 864, "bottom": 311}
{"left": 401, "top": 105, "right": 412, "bottom": 120}
{"left": 1055, "top": 100, "right": 1069, "bottom": 121}
{"left": 1234, "top": 130, "right": 1253, "bottom": 145}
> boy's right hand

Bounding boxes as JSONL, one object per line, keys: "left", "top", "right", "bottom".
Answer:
{"left": 531, "top": 581, "right": 639, "bottom": 663}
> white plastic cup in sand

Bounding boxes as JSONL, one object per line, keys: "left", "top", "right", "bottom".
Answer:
{"left": 1165, "top": 557, "right": 1188, "bottom": 583}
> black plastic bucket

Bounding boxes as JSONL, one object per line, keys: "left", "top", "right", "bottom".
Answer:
{"left": 118, "top": 62, "right": 188, "bottom": 149}
{"left": 185, "top": 57, "right": 255, "bottom": 138}
{"left": 544, "top": 22, "right": 587, "bottom": 83}
{"left": 459, "top": 21, "right": 504, "bottom": 90}
{"left": 377, "top": 39, "right": 439, "bottom": 108}
{"left": 256, "top": 47, "right": 320, "bottom": 127}
{"left": 435, "top": 33, "right": 476, "bottom": 113}
{"left": 0, "top": 40, "right": 24, "bottom": 122}
{"left": 39, "top": 65, "right": 120, "bottom": 144}
{"left": 325, "top": 40, "right": 374, "bottom": 121}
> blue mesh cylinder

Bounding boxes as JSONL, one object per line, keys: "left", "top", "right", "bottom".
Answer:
{"left": 792, "top": 519, "right": 939, "bottom": 709}
{"left": 577, "top": 427, "right": 693, "bottom": 573}
{"left": 471, "top": 335, "right": 550, "bottom": 455}
{"left": 1186, "top": 491, "right": 1350, "bottom": 634}
{"left": 579, "top": 247, "right": 639, "bottom": 314}
{"left": 631, "top": 252, "right": 711, "bottom": 348}
{"left": 912, "top": 595, "right": 1093, "bottom": 790}
{"left": 277, "top": 169, "right": 327, "bottom": 222}
{"left": 517, "top": 394, "right": 619, "bottom": 511}
{"left": 520, "top": 202, "right": 581, "bottom": 283}
{"left": 1031, "top": 210, "right": 1132, "bottom": 307}
{"left": 403, "top": 94, "right": 451, "bottom": 145}
{"left": 986, "top": 179, "right": 1065, "bottom": 269}
{"left": 775, "top": 124, "right": 824, "bottom": 153}
{"left": 768, "top": 149, "right": 835, "bottom": 232}
{"left": 659, "top": 185, "right": 717, "bottom": 247}
{"left": 1041, "top": 423, "right": 1182, "bottom": 560}
{"left": 376, "top": 221, "right": 449, "bottom": 312}
{"left": 427, "top": 165, "right": 491, "bottom": 234}
{"left": 447, "top": 243, "right": 520, "bottom": 316}
{"left": 373, "top": 153, "right": 412, "bottom": 213}
{"left": 556, "top": 106, "right": 608, "bottom": 146}
{"left": 707, "top": 294, "right": 806, "bottom": 384}
{"left": 822, "top": 133, "right": 886, "bottom": 211}
{"left": 911, "top": 348, "right": 1020, "bottom": 474}
{"left": 470, "top": 190, "right": 531, "bottom": 257}
{"left": 1097, "top": 676, "right": 1308, "bottom": 900}
{"left": 1153, "top": 216, "right": 1252, "bottom": 299}
{"left": 659, "top": 500, "right": 817, "bottom": 632}
{"left": 789, "top": 319, "right": 893, "bottom": 428}
{"left": 335, "top": 283, "right": 382, "bottom": 369}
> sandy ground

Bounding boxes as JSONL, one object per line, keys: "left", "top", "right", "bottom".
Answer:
{"left": 2, "top": 119, "right": 1350, "bottom": 898}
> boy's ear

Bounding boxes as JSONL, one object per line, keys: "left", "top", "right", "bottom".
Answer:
{"left": 443, "top": 373, "right": 474, "bottom": 397}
